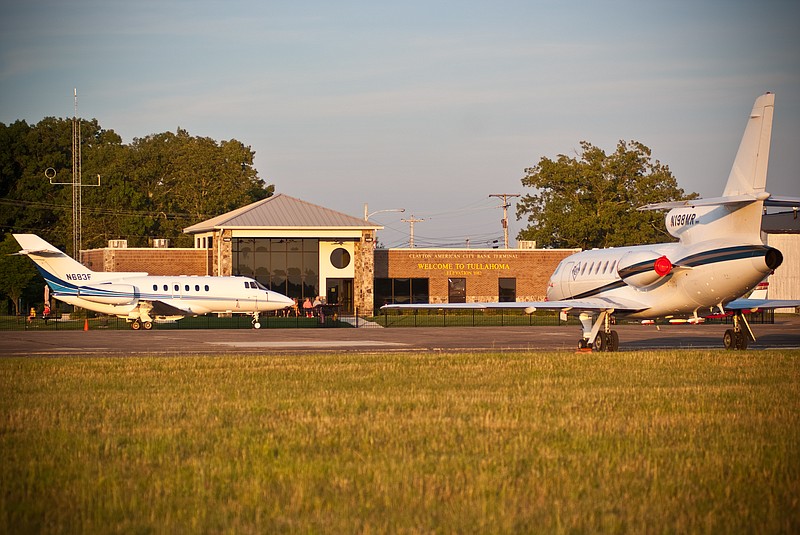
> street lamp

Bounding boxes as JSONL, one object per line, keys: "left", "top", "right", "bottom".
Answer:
{"left": 364, "top": 203, "right": 405, "bottom": 221}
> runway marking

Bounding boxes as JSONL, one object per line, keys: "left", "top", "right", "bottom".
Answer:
{"left": 207, "top": 341, "right": 408, "bottom": 348}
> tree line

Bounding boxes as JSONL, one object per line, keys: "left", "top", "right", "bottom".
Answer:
{"left": 0, "top": 117, "right": 274, "bottom": 255}
{"left": 0, "top": 117, "right": 274, "bottom": 314}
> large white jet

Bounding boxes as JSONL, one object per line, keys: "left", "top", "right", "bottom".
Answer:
{"left": 13, "top": 234, "right": 294, "bottom": 330}
{"left": 383, "top": 93, "right": 800, "bottom": 350}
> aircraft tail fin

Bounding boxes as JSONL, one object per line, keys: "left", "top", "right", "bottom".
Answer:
{"left": 13, "top": 234, "right": 92, "bottom": 279}
{"left": 13, "top": 234, "right": 147, "bottom": 292}
{"left": 723, "top": 92, "right": 774, "bottom": 197}
{"left": 639, "top": 93, "right": 778, "bottom": 243}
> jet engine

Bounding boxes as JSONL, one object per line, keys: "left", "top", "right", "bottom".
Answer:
{"left": 77, "top": 283, "right": 138, "bottom": 305}
{"left": 617, "top": 250, "right": 672, "bottom": 289}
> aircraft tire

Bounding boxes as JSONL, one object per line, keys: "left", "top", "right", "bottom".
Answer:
{"left": 131, "top": 320, "right": 141, "bottom": 331}
{"left": 608, "top": 331, "right": 620, "bottom": 352}
{"left": 143, "top": 321, "right": 153, "bottom": 330}
{"left": 735, "top": 331, "right": 748, "bottom": 350}
{"left": 723, "top": 329, "right": 735, "bottom": 350}
{"left": 578, "top": 338, "right": 589, "bottom": 350}
{"left": 593, "top": 334, "right": 605, "bottom": 352}
{"left": 253, "top": 322, "right": 261, "bottom": 329}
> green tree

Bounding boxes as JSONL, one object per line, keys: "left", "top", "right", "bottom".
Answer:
{"left": 2, "top": 119, "right": 274, "bottom": 250}
{"left": 516, "top": 140, "right": 697, "bottom": 249}
{"left": 0, "top": 234, "right": 38, "bottom": 315}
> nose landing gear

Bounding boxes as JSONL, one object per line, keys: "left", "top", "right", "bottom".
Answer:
{"left": 723, "top": 311, "right": 753, "bottom": 350}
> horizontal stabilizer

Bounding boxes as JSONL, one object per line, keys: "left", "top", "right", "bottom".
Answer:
{"left": 764, "top": 195, "right": 800, "bottom": 208}
{"left": 638, "top": 193, "right": 769, "bottom": 211}
{"left": 11, "top": 248, "right": 64, "bottom": 257}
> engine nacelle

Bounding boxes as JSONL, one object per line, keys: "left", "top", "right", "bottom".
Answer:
{"left": 665, "top": 208, "right": 699, "bottom": 239}
{"left": 617, "top": 250, "right": 672, "bottom": 289}
{"left": 77, "top": 283, "right": 138, "bottom": 305}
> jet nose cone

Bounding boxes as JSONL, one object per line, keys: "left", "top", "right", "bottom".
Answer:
{"left": 273, "top": 292, "right": 294, "bottom": 307}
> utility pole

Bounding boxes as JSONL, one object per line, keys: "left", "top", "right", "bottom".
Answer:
{"left": 489, "top": 193, "right": 520, "bottom": 249}
{"left": 401, "top": 215, "right": 424, "bottom": 248}
{"left": 72, "top": 88, "right": 81, "bottom": 259}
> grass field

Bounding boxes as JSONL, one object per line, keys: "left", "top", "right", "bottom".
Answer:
{"left": 1, "top": 351, "right": 799, "bottom": 533}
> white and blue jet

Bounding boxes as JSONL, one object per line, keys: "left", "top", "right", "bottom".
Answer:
{"left": 383, "top": 93, "right": 800, "bottom": 350}
{"left": 13, "top": 234, "right": 294, "bottom": 330}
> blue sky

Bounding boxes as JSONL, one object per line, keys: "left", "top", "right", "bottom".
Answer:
{"left": 2, "top": 0, "right": 798, "bottom": 247}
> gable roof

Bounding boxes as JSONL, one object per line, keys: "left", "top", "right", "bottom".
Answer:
{"left": 184, "top": 193, "right": 381, "bottom": 234}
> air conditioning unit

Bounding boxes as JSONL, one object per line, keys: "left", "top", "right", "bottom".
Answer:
{"left": 517, "top": 240, "right": 537, "bottom": 250}
{"left": 152, "top": 239, "right": 170, "bottom": 248}
{"left": 108, "top": 240, "right": 128, "bottom": 249}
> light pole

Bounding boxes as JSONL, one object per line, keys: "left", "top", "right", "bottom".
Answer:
{"left": 364, "top": 203, "right": 405, "bottom": 221}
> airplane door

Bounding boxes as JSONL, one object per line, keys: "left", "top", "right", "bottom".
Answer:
{"left": 560, "top": 262, "right": 576, "bottom": 298}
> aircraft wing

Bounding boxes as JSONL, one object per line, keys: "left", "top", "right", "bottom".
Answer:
{"left": 147, "top": 300, "right": 191, "bottom": 317}
{"left": 381, "top": 296, "right": 649, "bottom": 314}
{"left": 725, "top": 297, "right": 800, "bottom": 311}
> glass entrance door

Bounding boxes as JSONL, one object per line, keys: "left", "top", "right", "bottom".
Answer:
{"left": 326, "top": 278, "right": 354, "bottom": 314}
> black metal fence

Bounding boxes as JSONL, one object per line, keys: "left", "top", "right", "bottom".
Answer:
{"left": 0, "top": 307, "right": 778, "bottom": 331}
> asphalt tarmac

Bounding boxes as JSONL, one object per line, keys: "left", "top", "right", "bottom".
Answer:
{"left": 2, "top": 316, "right": 799, "bottom": 356}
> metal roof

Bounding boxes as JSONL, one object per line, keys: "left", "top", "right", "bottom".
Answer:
{"left": 184, "top": 193, "right": 381, "bottom": 233}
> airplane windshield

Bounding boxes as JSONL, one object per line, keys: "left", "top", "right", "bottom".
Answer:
{"left": 253, "top": 280, "right": 269, "bottom": 291}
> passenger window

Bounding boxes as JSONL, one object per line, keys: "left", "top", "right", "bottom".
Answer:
{"left": 602, "top": 261, "right": 609, "bottom": 274}
{"left": 153, "top": 284, "right": 157, "bottom": 291}
{"left": 588, "top": 262, "right": 595, "bottom": 274}
{"left": 580, "top": 263, "right": 587, "bottom": 276}
{"left": 610, "top": 260, "right": 617, "bottom": 273}
{"left": 163, "top": 284, "right": 168, "bottom": 292}
{"left": 595, "top": 262, "right": 601, "bottom": 274}
{"left": 195, "top": 285, "right": 200, "bottom": 291}
{"left": 185, "top": 285, "right": 190, "bottom": 291}
{"left": 174, "top": 284, "right": 179, "bottom": 292}
{"left": 205, "top": 285, "right": 209, "bottom": 291}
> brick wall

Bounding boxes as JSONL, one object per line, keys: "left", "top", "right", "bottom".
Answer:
{"left": 81, "top": 248, "right": 211, "bottom": 276}
{"left": 375, "top": 248, "right": 579, "bottom": 302}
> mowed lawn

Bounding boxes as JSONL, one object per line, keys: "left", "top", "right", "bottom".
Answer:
{"left": 1, "top": 351, "right": 799, "bottom": 534}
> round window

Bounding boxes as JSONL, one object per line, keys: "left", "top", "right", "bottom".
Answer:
{"left": 330, "top": 247, "right": 351, "bottom": 269}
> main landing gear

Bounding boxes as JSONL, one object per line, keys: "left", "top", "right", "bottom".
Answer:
{"left": 578, "top": 310, "right": 619, "bottom": 352}
{"left": 252, "top": 312, "right": 261, "bottom": 329}
{"left": 723, "top": 311, "right": 753, "bottom": 350}
{"left": 128, "top": 303, "right": 155, "bottom": 331}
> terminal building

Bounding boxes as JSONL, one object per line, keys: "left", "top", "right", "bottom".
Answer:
{"left": 82, "top": 194, "right": 579, "bottom": 315}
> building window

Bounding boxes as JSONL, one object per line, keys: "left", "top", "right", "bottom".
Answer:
{"left": 232, "top": 238, "right": 319, "bottom": 300}
{"left": 374, "top": 278, "right": 429, "bottom": 310}
{"left": 330, "top": 247, "right": 351, "bottom": 269}
{"left": 448, "top": 278, "right": 466, "bottom": 303}
{"left": 499, "top": 278, "right": 516, "bottom": 302}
